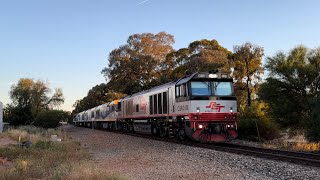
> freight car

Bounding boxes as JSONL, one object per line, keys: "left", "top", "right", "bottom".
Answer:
{"left": 74, "top": 71, "right": 238, "bottom": 142}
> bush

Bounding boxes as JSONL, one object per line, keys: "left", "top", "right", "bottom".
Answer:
{"left": 238, "top": 101, "right": 281, "bottom": 141}
{"left": 34, "top": 110, "right": 69, "bottom": 128}
{"left": 4, "top": 106, "right": 33, "bottom": 126}
{"left": 305, "top": 97, "right": 320, "bottom": 142}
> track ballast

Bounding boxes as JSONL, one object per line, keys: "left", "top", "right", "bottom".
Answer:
{"left": 76, "top": 125, "right": 320, "bottom": 168}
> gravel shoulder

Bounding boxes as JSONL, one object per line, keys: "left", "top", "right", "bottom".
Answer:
{"left": 63, "top": 125, "right": 320, "bottom": 180}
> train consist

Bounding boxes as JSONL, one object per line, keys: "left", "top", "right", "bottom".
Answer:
{"left": 73, "top": 71, "right": 238, "bottom": 143}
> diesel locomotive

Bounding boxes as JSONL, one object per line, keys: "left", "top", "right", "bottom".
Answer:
{"left": 74, "top": 71, "right": 238, "bottom": 143}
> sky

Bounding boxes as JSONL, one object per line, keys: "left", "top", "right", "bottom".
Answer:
{"left": 1, "top": 0, "right": 320, "bottom": 111}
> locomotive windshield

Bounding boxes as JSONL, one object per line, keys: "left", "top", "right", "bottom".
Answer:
{"left": 213, "top": 82, "right": 233, "bottom": 96}
{"left": 190, "top": 81, "right": 233, "bottom": 96}
{"left": 190, "top": 82, "right": 211, "bottom": 96}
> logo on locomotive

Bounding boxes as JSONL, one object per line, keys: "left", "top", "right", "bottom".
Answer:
{"left": 205, "top": 102, "right": 225, "bottom": 112}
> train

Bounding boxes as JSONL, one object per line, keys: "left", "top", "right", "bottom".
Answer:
{"left": 73, "top": 71, "right": 238, "bottom": 143}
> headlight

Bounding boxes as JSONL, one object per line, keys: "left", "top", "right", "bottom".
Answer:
{"left": 198, "top": 124, "right": 203, "bottom": 129}
{"left": 226, "top": 124, "right": 235, "bottom": 129}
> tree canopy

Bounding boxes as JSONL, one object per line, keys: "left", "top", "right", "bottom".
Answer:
{"left": 101, "top": 32, "right": 175, "bottom": 94}
{"left": 72, "top": 83, "right": 124, "bottom": 115}
{"left": 232, "top": 42, "right": 264, "bottom": 107}
{"left": 259, "top": 46, "right": 320, "bottom": 129}
{"left": 163, "top": 39, "right": 232, "bottom": 81}
{"left": 5, "top": 78, "right": 65, "bottom": 126}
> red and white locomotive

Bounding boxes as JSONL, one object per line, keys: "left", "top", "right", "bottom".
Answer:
{"left": 74, "top": 71, "right": 238, "bottom": 143}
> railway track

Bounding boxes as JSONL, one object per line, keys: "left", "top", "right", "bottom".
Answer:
{"left": 202, "top": 143, "right": 320, "bottom": 168}
{"left": 156, "top": 136, "right": 320, "bottom": 168}
{"left": 75, "top": 125, "right": 320, "bottom": 168}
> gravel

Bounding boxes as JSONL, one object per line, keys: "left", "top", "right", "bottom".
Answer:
{"left": 63, "top": 125, "right": 320, "bottom": 180}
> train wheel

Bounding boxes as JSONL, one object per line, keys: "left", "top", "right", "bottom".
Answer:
{"left": 177, "top": 129, "right": 186, "bottom": 140}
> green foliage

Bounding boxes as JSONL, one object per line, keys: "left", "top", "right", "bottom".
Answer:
{"left": 5, "top": 78, "right": 64, "bottom": 126}
{"left": 4, "top": 105, "right": 33, "bottom": 125}
{"left": 101, "top": 32, "right": 175, "bottom": 94}
{"left": 234, "top": 82, "right": 248, "bottom": 113}
{"left": 238, "top": 101, "right": 280, "bottom": 141}
{"left": 71, "top": 83, "right": 125, "bottom": 115}
{"left": 163, "top": 39, "right": 232, "bottom": 81}
{"left": 232, "top": 42, "right": 264, "bottom": 107}
{"left": 259, "top": 46, "right": 320, "bottom": 129}
{"left": 33, "top": 140, "right": 53, "bottom": 149}
{"left": 34, "top": 110, "right": 70, "bottom": 128}
{"left": 10, "top": 78, "right": 64, "bottom": 115}
{"left": 305, "top": 96, "right": 320, "bottom": 142}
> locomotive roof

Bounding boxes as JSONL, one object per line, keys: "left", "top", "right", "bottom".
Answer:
{"left": 122, "top": 71, "right": 231, "bottom": 100}
{"left": 122, "top": 81, "right": 176, "bottom": 100}
{"left": 176, "top": 72, "right": 232, "bottom": 85}
{"left": 175, "top": 72, "right": 197, "bottom": 85}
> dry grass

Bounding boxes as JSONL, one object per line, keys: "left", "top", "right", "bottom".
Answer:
{"left": 279, "top": 142, "right": 320, "bottom": 152}
{"left": 0, "top": 126, "right": 121, "bottom": 180}
{"left": 6, "top": 129, "right": 29, "bottom": 142}
{"left": 62, "top": 163, "right": 123, "bottom": 180}
{"left": 263, "top": 136, "right": 320, "bottom": 152}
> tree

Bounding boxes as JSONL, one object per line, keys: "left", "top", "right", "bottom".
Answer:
{"left": 163, "top": 39, "right": 232, "bottom": 81}
{"left": 259, "top": 46, "right": 320, "bottom": 129}
{"left": 6, "top": 78, "right": 64, "bottom": 125}
{"left": 72, "top": 83, "right": 124, "bottom": 115}
{"left": 101, "top": 32, "right": 175, "bottom": 94}
{"left": 233, "top": 42, "right": 264, "bottom": 107}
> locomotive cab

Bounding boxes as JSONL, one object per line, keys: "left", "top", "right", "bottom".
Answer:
{"left": 175, "top": 71, "right": 238, "bottom": 142}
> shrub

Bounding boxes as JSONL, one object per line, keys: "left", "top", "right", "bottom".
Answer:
{"left": 4, "top": 106, "right": 33, "bottom": 126}
{"left": 34, "top": 110, "right": 69, "bottom": 128}
{"left": 238, "top": 101, "right": 281, "bottom": 141}
{"left": 305, "top": 97, "right": 320, "bottom": 142}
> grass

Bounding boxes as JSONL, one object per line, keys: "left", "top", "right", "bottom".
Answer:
{"left": 0, "top": 126, "right": 122, "bottom": 180}
{"left": 263, "top": 137, "right": 320, "bottom": 152}
{"left": 278, "top": 142, "right": 320, "bottom": 152}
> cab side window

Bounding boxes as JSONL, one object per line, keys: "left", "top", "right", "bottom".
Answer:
{"left": 176, "top": 84, "right": 189, "bottom": 98}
